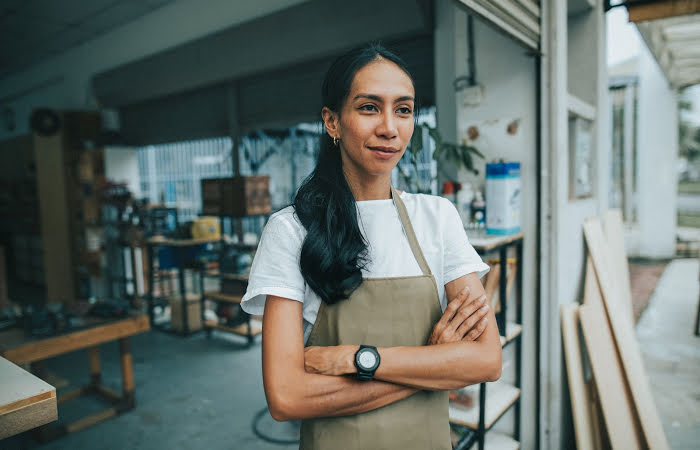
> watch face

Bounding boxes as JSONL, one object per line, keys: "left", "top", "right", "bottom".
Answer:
{"left": 358, "top": 350, "right": 377, "bottom": 369}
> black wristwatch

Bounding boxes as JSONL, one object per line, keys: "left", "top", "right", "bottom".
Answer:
{"left": 354, "top": 345, "right": 380, "bottom": 381}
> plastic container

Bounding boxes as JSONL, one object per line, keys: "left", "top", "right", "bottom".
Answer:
{"left": 485, "top": 161, "right": 521, "bottom": 235}
{"left": 471, "top": 190, "right": 486, "bottom": 228}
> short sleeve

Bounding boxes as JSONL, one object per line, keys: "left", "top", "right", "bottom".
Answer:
{"left": 441, "top": 199, "right": 490, "bottom": 283}
{"left": 240, "top": 210, "right": 306, "bottom": 315}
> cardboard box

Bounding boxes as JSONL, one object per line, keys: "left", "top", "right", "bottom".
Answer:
{"left": 201, "top": 176, "right": 271, "bottom": 217}
{"left": 169, "top": 295, "right": 202, "bottom": 332}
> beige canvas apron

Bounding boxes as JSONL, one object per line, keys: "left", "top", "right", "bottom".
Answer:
{"left": 299, "top": 187, "right": 451, "bottom": 450}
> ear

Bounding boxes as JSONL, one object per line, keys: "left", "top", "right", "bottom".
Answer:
{"left": 321, "top": 107, "right": 340, "bottom": 140}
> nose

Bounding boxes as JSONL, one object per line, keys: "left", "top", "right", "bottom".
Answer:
{"left": 376, "top": 110, "right": 398, "bottom": 140}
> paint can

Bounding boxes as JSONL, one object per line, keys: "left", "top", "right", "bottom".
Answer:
{"left": 486, "top": 161, "right": 521, "bottom": 235}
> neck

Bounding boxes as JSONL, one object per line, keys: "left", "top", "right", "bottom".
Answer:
{"left": 342, "top": 168, "right": 392, "bottom": 201}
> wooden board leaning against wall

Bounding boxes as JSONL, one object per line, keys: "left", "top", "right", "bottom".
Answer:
{"left": 582, "top": 215, "right": 670, "bottom": 450}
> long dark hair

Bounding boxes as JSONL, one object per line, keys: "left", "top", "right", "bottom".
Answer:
{"left": 293, "top": 43, "right": 416, "bottom": 304}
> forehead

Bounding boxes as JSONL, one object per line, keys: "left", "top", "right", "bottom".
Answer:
{"left": 349, "top": 59, "right": 415, "bottom": 99}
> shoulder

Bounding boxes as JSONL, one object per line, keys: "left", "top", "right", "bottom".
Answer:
{"left": 264, "top": 206, "right": 306, "bottom": 240}
{"left": 400, "top": 192, "right": 455, "bottom": 218}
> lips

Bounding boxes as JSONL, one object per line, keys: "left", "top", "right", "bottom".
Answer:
{"left": 368, "top": 146, "right": 399, "bottom": 154}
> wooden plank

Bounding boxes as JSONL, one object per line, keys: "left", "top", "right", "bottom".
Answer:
{"left": 119, "top": 338, "right": 134, "bottom": 394}
{"left": 204, "top": 291, "right": 243, "bottom": 304}
{"left": 0, "top": 396, "right": 58, "bottom": 440}
{"left": 499, "top": 322, "right": 522, "bottom": 347}
{"left": 34, "top": 131, "right": 75, "bottom": 303}
{"left": 628, "top": 0, "right": 700, "bottom": 22}
{"left": 582, "top": 218, "right": 670, "bottom": 450}
{"left": 65, "top": 408, "right": 117, "bottom": 434}
{"left": 57, "top": 387, "right": 87, "bottom": 404}
{"left": 601, "top": 210, "right": 634, "bottom": 322}
{"left": 484, "top": 258, "right": 517, "bottom": 313}
{"left": 483, "top": 263, "right": 500, "bottom": 310}
{"left": 588, "top": 384, "right": 607, "bottom": 450}
{"left": 147, "top": 236, "right": 222, "bottom": 247}
{"left": 205, "top": 319, "right": 262, "bottom": 337}
{"left": 0, "top": 357, "right": 56, "bottom": 415}
{"left": 560, "top": 303, "right": 596, "bottom": 450}
{"left": 469, "top": 232, "right": 523, "bottom": 253}
{"left": 449, "top": 381, "right": 520, "bottom": 430}
{"left": 0, "top": 246, "right": 8, "bottom": 308}
{"left": 0, "top": 357, "right": 57, "bottom": 439}
{"left": 1, "top": 315, "right": 150, "bottom": 366}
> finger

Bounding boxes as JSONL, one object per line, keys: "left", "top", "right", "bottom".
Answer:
{"left": 444, "top": 295, "right": 487, "bottom": 336}
{"left": 455, "top": 301, "right": 489, "bottom": 338}
{"left": 465, "top": 316, "right": 489, "bottom": 341}
{"left": 434, "top": 289, "right": 469, "bottom": 334}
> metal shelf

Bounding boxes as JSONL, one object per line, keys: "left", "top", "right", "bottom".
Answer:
{"left": 500, "top": 322, "right": 522, "bottom": 348}
{"left": 449, "top": 382, "right": 521, "bottom": 431}
{"left": 204, "top": 319, "right": 262, "bottom": 337}
{"left": 202, "top": 291, "right": 243, "bottom": 304}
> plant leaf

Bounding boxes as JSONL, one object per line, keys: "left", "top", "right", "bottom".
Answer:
{"left": 427, "top": 126, "right": 442, "bottom": 147}
{"left": 461, "top": 144, "right": 485, "bottom": 159}
{"left": 410, "top": 124, "right": 424, "bottom": 157}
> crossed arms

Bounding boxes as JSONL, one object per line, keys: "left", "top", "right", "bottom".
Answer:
{"left": 262, "top": 272, "right": 502, "bottom": 421}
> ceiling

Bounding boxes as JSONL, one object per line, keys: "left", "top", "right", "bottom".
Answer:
{"left": 623, "top": 0, "right": 700, "bottom": 89}
{"left": 0, "top": 0, "right": 176, "bottom": 80}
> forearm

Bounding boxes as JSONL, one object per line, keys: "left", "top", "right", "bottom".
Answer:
{"left": 267, "top": 371, "right": 417, "bottom": 421}
{"left": 374, "top": 340, "right": 501, "bottom": 390}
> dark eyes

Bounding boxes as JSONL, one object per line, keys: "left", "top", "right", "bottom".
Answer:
{"left": 358, "top": 104, "right": 413, "bottom": 115}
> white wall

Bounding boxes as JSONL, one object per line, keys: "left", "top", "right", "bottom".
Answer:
{"left": 635, "top": 45, "right": 678, "bottom": 258}
{"left": 0, "top": 0, "right": 308, "bottom": 140}
{"left": 104, "top": 147, "right": 141, "bottom": 198}
{"left": 435, "top": 1, "right": 538, "bottom": 446}
{"left": 540, "top": 0, "right": 609, "bottom": 447}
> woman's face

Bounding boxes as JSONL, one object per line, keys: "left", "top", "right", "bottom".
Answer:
{"left": 326, "top": 58, "right": 415, "bottom": 179}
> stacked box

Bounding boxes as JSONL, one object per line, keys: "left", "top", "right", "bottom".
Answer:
{"left": 169, "top": 295, "right": 202, "bottom": 332}
{"left": 201, "top": 176, "right": 271, "bottom": 217}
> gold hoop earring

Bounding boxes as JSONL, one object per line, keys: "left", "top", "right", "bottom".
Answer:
{"left": 333, "top": 136, "right": 339, "bottom": 146}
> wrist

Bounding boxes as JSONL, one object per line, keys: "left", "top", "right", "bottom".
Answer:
{"left": 346, "top": 345, "right": 361, "bottom": 374}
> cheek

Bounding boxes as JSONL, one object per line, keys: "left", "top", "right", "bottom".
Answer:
{"left": 401, "top": 122, "right": 415, "bottom": 143}
{"left": 342, "top": 120, "right": 373, "bottom": 146}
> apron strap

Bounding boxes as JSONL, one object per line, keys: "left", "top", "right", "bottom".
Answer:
{"left": 391, "top": 187, "right": 433, "bottom": 277}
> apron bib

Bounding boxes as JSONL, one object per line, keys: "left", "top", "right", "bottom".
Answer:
{"left": 299, "top": 187, "right": 451, "bottom": 450}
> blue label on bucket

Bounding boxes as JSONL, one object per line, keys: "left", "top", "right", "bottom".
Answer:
{"left": 486, "top": 162, "right": 520, "bottom": 177}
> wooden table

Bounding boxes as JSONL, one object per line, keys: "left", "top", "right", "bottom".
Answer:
{"left": 0, "top": 356, "right": 58, "bottom": 440}
{"left": 0, "top": 314, "right": 150, "bottom": 441}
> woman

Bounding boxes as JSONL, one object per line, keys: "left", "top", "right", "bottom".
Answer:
{"left": 241, "top": 44, "right": 502, "bottom": 450}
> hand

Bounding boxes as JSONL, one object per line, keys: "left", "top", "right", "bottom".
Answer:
{"left": 304, "top": 344, "right": 359, "bottom": 376}
{"left": 428, "top": 287, "right": 489, "bottom": 345}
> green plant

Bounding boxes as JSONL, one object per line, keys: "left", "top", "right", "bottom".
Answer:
{"left": 396, "top": 124, "right": 484, "bottom": 193}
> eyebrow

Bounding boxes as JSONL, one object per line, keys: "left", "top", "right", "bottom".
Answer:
{"left": 353, "top": 93, "right": 415, "bottom": 103}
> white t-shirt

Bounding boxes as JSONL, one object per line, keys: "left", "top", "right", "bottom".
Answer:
{"left": 241, "top": 191, "right": 490, "bottom": 344}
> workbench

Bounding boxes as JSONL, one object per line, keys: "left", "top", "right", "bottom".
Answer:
{"left": 0, "top": 314, "right": 150, "bottom": 441}
{"left": 0, "top": 356, "right": 57, "bottom": 440}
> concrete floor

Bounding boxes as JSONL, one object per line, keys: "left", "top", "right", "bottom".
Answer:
{"left": 636, "top": 257, "right": 700, "bottom": 449}
{"left": 4, "top": 258, "right": 699, "bottom": 449}
{"left": 5, "top": 330, "right": 298, "bottom": 450}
